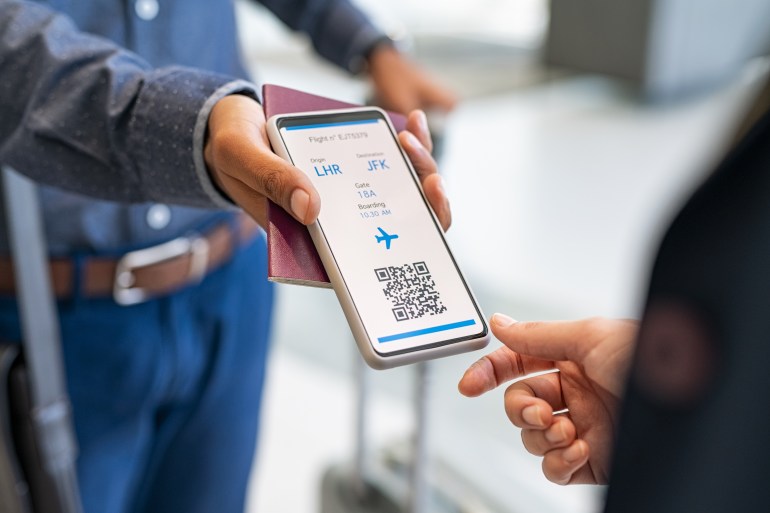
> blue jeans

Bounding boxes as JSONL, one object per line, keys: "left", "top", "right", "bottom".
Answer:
{"left": 0, "top": 234, "right": 274, "bottom": 513}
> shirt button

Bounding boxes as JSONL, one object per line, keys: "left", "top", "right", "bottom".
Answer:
{"left": 146, "top": 204, "right": 171, "bottom": 230}
{"left": 135, "top": 0, "right": 159, "bottom": 21}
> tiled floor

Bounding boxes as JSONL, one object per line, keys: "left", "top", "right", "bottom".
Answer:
{"left": 236, "top": 3, "right": 766, "bottom": 512}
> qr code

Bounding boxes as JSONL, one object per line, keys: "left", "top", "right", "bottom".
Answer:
{"left": 375, "top": 262, "right": 447, "bottom": 322}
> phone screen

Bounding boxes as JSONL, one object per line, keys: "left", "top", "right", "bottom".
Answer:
{"left": 276, "top": 110, "right": 486, "bottom": 356}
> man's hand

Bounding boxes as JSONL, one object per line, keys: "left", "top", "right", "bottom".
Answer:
{"left": 204, "top": 94, "right": 320, "bottom": 227}
{"left": 204, "top": 95, "right": 451, "bottom": 230}
{"left": 458, "top": 314, "right": 638, "bottom": 485}
{"left": 367, "top": 45, "right": 457, "bottom": 115}
{"left": 399, "top": 109, "right": 451, "bottom": 230}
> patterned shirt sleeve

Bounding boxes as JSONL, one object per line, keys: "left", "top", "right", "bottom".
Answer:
{"left": 0, "top": 0, "right": 254, "bottom": 208}
{"left": 257, "top": 0, "right": 389, "bottom": 72}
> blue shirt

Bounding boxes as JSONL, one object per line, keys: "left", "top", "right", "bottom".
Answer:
{"left": 0, "top": 0, "right": 385, "bottom": 254}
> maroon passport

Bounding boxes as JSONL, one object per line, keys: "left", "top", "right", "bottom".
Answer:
{"left": 263, "top": 84, "right": 406, "bottom": 287}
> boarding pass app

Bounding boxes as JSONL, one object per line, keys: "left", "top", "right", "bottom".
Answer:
{"left": 275, "top": 109, "right": 485, "bottom": 356}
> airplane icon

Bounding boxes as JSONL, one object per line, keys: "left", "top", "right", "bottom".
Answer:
{"left": 375, "top": 227, "right": 399, "bottom": 250}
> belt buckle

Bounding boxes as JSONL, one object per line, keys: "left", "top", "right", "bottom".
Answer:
{"left": 113, "top": 234, "right": 210, "bottom": 306}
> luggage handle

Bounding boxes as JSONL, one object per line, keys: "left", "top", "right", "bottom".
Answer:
{"left": 1, "top": 166, "right": 83, "bottom": 513}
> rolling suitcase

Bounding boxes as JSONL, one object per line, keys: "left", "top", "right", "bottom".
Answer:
{"left": 319, "top": 358, "right": 502, "bottom": 513}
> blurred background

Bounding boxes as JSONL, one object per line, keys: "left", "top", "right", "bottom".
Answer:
{"left": 236, "top": 1, "right": 770, "bottom": 511}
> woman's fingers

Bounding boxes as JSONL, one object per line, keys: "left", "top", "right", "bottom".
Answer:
{"left": 542, "top": 440, "right": 590, "bottom": 485}
{"left": 521, "top": 415, "right": 576, "bottom": 456}
{"left": 503, "top": 372, "right": 565, "bottom": 428}
{"left": 458, "top": 345, "right": 555, "bottom": 397}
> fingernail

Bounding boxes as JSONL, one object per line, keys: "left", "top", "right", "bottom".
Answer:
{"left": 563, "top": 442, "right": 586, "bottom": 464}
{"left": 436, "top": 175, "right": 447, "bottom": 195}
{"left": 404, "top": 131, "right": 423, "bottom": 151}
{"left": 417, "top": 110, "right": 429, "bottom": 134}
{"left": 491, "top": 313, "right": 516, "bottom": 328}
{"left": 290, "top": 189, "right": 310, "bottom": 223}
{"left": 545, "top": 421, "right": 566, "bottom": 444}
{"left": 522, "top": 405, "right": 544, "bottom": 427}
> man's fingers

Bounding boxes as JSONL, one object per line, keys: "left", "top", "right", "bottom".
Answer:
{"left": 405, "top": 110, "right": 433, "bottom": 153}
{"left": 247, "top": 154, "right": 320, "bottom": 225}
{"left": 521, "top": 416, "right": 576, "bottom": 456}
{"left": 399, "top": 129, "right": 435, "bottom": 179}
{"left": 210, "top": 129, "right": 320, "bottom": 225}
{"left": 541, "top": 440, "right": 590, "bottom": 485}
{"left": 216, "top": 176, "right": 268, "bottom": 228}
{"left": 458, "top": 345, "right": 554, "bottom": 397}
{"left": 421, "top": 174, "right": 451, "bottom": 231}
{"left": 399, "top": 128, "right": 451, "bottom": 230}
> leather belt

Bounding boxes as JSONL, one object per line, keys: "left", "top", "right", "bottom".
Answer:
{"left": 0, "top": 214, "right": 260, "bottom": 305}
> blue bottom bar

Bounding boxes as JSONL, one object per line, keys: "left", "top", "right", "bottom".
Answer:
{"left": 377, "top": 319, "right": 477, "bottom": 343}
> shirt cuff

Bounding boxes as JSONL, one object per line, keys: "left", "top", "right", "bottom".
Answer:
{"left": 347, "top": 33, "right": 395, "bottom": 75}
{"left": 191, "top": 80, "right": 260, "bottom": 210}
{"left": 128, "top": 67, "right": 259, "bottom": 209}
{"left": 308, "top": 0, "right": 390, "bottom": 74}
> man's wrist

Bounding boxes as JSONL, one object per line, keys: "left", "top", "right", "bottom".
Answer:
{"left": 194, "top": 82, "right": 260, "bottom": 210}
{"left": 349, "top": 35, "right": 396, "bottom": 75}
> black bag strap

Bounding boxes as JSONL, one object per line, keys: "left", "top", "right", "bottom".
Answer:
{"left": 1, "top": 166, "right": 83, "bottom": 513}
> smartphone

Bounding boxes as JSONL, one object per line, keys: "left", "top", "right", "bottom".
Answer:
{"left": 267, "top": 107, "right": 489, "bottom": 369}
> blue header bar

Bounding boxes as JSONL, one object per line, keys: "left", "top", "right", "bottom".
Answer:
{"left": 283, "top": 119, "right": 379, "bottom": 131}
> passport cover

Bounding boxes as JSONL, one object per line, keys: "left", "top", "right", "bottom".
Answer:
{"left": 262, "top": 84, "right": 406, "bottom": 287}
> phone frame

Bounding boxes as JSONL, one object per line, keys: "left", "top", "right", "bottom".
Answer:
{"left": 267, "top": 107, "right": 489, "bottom": 369}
